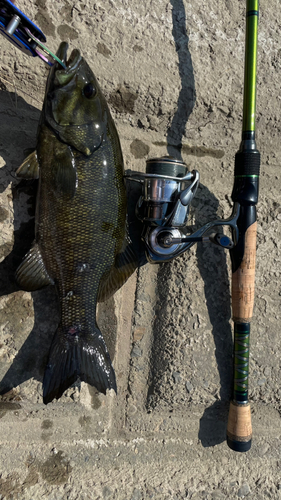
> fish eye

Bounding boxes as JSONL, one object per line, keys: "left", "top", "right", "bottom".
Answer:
{"left": 83, "top": 83, "right": 96, "bottom": 99}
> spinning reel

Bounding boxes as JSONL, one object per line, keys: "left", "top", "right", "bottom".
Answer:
{"left": 125, "top": 156, "right": 240, "bottom": 264}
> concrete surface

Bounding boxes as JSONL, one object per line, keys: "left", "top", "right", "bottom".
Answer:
{"left": 0, "top": 0, "right": 281, "bottom": 498}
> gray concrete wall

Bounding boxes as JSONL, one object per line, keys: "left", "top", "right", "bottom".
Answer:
{"left": 0, "top": 0, "right": 281, "bottom": 498}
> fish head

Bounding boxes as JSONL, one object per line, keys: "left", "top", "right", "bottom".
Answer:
{"left": 44, "top": 42, "right": 108, "bottom": 156}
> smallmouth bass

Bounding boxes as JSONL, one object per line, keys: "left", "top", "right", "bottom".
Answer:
{"left": 16, "top": 43, "right": 137, "bottom": 404}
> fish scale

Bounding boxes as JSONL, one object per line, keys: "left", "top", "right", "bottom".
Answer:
{"left": 38, "top": 126, "right": 123, "bottom": 317}
{"left": 15, "top": 43, "right": 137, "bottom": 403}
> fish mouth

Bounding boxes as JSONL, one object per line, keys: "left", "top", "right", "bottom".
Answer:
{"left": 52, "top": 43, "right": 82, "bottom": 87}
{"left": 56, "top": 42, "right": 81, "bottom": 70}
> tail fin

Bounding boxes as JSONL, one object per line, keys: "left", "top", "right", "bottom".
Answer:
{"left": 43, "top": 324, "right": 117, "bottom": 404}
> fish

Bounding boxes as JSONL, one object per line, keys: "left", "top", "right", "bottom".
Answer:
{"left": 15, "top": 42, "right": 137, "bottom": 404}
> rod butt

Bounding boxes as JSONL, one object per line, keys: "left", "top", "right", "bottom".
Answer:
{"left": 227, "top": 401, "right": 252, "bottom": 452}
{"left": 227, "top": 436, "right": 251, "bottom": 452}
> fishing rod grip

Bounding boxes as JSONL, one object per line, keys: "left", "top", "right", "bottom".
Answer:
{"left": 227, "top": 245, "right": 255, "bottom": 452}
{"left": 227, "top": 148, "right": 260, "bottom": 452}
{"left": 227, "top": 219, "right": 256, "bottom": 452}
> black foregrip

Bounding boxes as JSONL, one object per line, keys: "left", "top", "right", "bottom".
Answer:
{"left": 232, "top": 146, "right": 260, "bottom": 206}
{"left": 234, "top": 150, "right": 260, "bottom": 177}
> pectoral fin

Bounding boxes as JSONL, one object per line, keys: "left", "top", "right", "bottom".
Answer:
{"left": 16, "top": 151, "right": 39, "bottom": 179}
{"left": 16, "top": 243, "right": 54, "bottom": 291}
{"left": 53, "top": 144, "right": 77, "bottom": 198}
{"left": 98, "top": 240, "right": 138, "bottom": 302}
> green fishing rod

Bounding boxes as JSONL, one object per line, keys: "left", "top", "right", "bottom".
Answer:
{"left": 226, "top": 0, "right": 260, "bottom": 452}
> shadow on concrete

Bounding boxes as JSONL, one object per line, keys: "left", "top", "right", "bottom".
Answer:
{"left": 145, "top": 2, "right": 233, "bottom": 447}
{"left": 0, "top": 89, "right": 58, "bottom": 395}
{"left": 125, "top": 169, "right": 147, "bottom": 267}
{"left": 146, "top": 185, "right": 233, "bottom": 446}
{"left": 167, "top": 0, "right": 196, "bottom": 160}
{"left": 196, "top": 184, "right": 233, "bottom": 447}
{"left": 198, "top": 400, "right": 230, "bottom": 447}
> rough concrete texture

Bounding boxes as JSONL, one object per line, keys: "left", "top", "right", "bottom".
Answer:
{"left": 0, "top": 0, "right": 281, "bottom": 498}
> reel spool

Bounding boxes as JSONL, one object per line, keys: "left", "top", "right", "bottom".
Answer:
{"left": 139, "top": 157, "right": 189, "bottom": 226}
{"left": 133, "top": 156, "right": 199, "bottom": 229}
{"left": 125, "top": 156, "right": 200, "bottom": 263}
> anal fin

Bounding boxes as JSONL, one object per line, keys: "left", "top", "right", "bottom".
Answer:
{"left": 16, "top": 243, "right": 54, "bottom": 291}
{"left": 98, "top": 240, "right": 138, "bottom": 302}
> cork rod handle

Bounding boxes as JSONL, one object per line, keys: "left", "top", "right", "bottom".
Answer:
{"left": 227, "top": 402, "right": 252, "bottom": 450}
{"left": 227, "top": 221, "right": 257, "bottom": 451}
{"left": 232, "top": 221, "right": 257, "bottom": 323}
